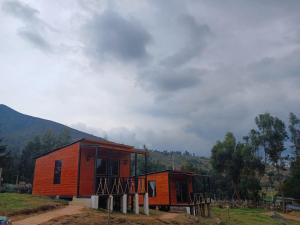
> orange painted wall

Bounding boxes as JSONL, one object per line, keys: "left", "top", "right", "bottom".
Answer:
{"left": 33, "top": 139, "right": 134, "bottom": 197}
{"left": 139, "top": 171, "right": 170, "bottom": 205}
{"left": 32, "top": 143, "right": 80, "bottom": 197}
{"left": 79, "top": 147, "right": 94, "bottom": 196}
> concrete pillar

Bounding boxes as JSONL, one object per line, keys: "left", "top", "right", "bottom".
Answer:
{"left": 192, "top": 206, "right": 196, "bottom": 216}
{"left": 186, "top": 207, "right": 191, "bottom": 215}
{"left": 107, "top": 195, "right": 113, "bottom": 212}
{"left": 121, "top": 194, "right": 127, "bottom": 214}
{"left": 144, "top": 193, "right": 149, "bottom": 215}
{"left": 134, "top": 193, "right": 139, "bottom": 214}
{"left": 91, "top": 195, "right": 99, "bottom": 209}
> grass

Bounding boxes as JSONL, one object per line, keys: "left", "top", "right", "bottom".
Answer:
{"left": 0, "top": 193, "right": 66, "bottom": 216}
{"left": 213, "top": 207, "right": 300, "bottom": 225}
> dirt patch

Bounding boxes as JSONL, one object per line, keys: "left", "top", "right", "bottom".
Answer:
{"left": 13, "top": 205, "right": 83, "bottom": 225}
{"left": 280, "top": 212, "right": 300, "bottom": 222}
{"left": 265, "top": 211, "right": 300, "bottom": 222}
{"left": 40, "top": 209, "right": 214, "bottom": 225}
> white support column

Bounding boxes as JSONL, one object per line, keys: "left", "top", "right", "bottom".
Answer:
{"left": 186, "top": 207, "right": 191, "bottom": 215}
{"left": 143, "top": 193, "right": 149, "bottom": 215}
{"left": 121, "top": 194, "right": 127, "bottom": 214}
{"left": 107, "top": 195, "right": 113, "bottom": 212}
{"left": 134, "top": 193, "right": 139, "bottom": 214}
{"left": 192, "top": 206, "right": 196, "bottom": 216}
{"left": 91, "top": 195, "right": 99, "bottom": 209}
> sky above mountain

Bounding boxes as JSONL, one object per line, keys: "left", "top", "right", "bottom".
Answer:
{"left": 1, "top": 0, "right": 300, "bottom": 155}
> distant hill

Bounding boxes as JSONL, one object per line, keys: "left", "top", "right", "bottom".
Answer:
{"left": 0, "top": 104, "right": 103, "bottom": 153}
{"left": 0, "top": 104, "right": 211, "bottom": 171}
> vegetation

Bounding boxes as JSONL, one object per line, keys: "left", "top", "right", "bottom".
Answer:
{"left": 283, "top": 113, "right": 300, "bottom": 200}
{"left": 0, "top": 193, "right": 66, "bottom": 216}
{"left": 211, "top": 112, "right": 300, "bottom": 203}
{"left": 211, "top": 132, "right": 264, "bottom": 200}
{"left": 213, "top": 207, "right": 300, "bottom": 225}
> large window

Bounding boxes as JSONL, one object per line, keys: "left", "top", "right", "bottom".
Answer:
{"left": 96, "top": 159, "right": 119, "bottom": 176}
{"left": 53, "top": 160, "right": 62, "bottom": 184}
{"left": 148, "top": 181, "right": 156, "bottom": 197}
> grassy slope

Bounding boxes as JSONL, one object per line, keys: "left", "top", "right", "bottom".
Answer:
{"left": 0, "top": 193, "right": 66, "bottom": 216}
{"left": 213, "top": 207, "right": 300, "bottom": 225}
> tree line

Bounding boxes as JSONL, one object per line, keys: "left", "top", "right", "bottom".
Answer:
{"left": 211, "top": 112, "right": 300, "bottom": 202}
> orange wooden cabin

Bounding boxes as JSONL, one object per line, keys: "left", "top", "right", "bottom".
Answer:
{"left": 139, "top": 170, "right": 211, "bottom": 208}
{"left": 33, "top": 138, "right": 146, "bottom": 198}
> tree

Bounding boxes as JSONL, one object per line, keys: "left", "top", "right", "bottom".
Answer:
{"left": 211, "top": 132, "right": 264, "bottom": 201}
{"left": 283, "top": 113, "right": 300, "bottom": 199}
{"left": 254, "top": 113, "right": 288, "bottom": 165}
{"left": 289, "top": 112, "right": 300, "bottom": 159}
{"left": 19, "top": 136, "right": 43, "bottom": 183}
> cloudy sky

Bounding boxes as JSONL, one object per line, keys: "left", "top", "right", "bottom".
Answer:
{"left": 1, "top": 0, "right": 300, "bottom": 155}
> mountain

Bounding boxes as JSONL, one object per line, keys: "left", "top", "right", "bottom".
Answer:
{"left": 0, "top": 104, "right": 103, "bottom": 153}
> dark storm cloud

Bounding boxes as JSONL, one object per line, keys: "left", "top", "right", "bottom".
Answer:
{"left": 140, "top": 67, "right": 203, "bottom": 92}
{"left": 83, "top": 10, "right": 151, "bottom": 62}
{"left": 2, "top": 0, "right": 52, "bottom": 52}
{"left": 161, "top": 15, "right": 212, "bottom": 67}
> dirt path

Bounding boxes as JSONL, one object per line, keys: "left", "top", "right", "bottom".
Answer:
{"left": 13, "top": 205, "right": 83, "bottom": 225}
{"left": 159, "top": 212, "right": 179, "bottom": 220}
{"left": 279, "top": 212, "right": 300, "bottom": 222}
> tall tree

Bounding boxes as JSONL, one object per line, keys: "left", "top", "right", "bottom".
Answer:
{"left": 289, "top": 112, "right": 300, "bottom": 159}
{"left": 254, "top": 113, "right": 288, "bottom": 165}
{"left": 211, "top": 132, "right": 263, "bottom": 200}
{"left": 283, "top": 113, "right": 300, "bottom": 199}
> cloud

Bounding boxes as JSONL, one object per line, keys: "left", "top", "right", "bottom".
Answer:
{"left": 82, "top": 10, "right": 151, "bottom": 63}
{"left": 18, "top": 28, "right": 51, "bottom": 51}
{"left": 161, "top": 15, "right": 212, "bottom": 67}
{"left": 139, "top": 67, "right": 203, "bottom": 92}
{"left": 2, "top": 0, "right": 38, "bottom": 22}
{"left": 1, "top": 0, "right": 300, "bottom": 156}
{"left": 1, "top": 0, "right": 52, "bottom": 51}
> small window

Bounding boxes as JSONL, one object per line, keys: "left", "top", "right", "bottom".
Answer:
{"left": 53, "top": 160, "right": 62, "bottom": 184}
{"left": 148, "top": 181, "right": 156, "bottom": 197}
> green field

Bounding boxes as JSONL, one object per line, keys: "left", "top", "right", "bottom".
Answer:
{"left": 213, "top": 207, "right": 300, "bottom": 225}
{"left": 0, "top": 193, "right": 66, "bottom": 216}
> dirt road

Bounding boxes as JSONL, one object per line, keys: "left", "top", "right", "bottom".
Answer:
{"left": 13, "top": 205, "right": 83, "bottom": 225}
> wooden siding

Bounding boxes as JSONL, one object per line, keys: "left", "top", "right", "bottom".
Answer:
{"left": 32, "top": 143, "right": 80, "bottom": 197}
{"left": 139, "top": 171, "right": 170, "bottom": 206}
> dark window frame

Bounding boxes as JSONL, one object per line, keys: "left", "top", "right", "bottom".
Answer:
{"left": 53, "top": 160, "right": 62, "bottom": 184}
{"left": 176, "top": 180, "right": 188, "bottom": 203}
{"left": 96, "top": 158, "right": 120, "bottom": 177}
{"left": 148, "top": 180, "right": 157, "bottom": 197}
